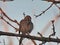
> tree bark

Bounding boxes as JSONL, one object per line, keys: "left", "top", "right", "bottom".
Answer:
{"left": 0, "top": 31, "right": 60, "bottom": 43}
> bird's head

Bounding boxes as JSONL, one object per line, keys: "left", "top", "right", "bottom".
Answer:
{"left": 24, "top": 15, "right": 31, "bottom": 21}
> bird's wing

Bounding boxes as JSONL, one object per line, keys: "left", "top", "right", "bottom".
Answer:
{"left": 27, "top": 21, "right": 33, "bottom": 33}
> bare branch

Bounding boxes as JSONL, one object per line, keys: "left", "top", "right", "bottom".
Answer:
{"left": 34, "top": 3, "right": 53, "bottom": 17}
{"left": 53, "top": 1, "right": 60, "bottom": 3}
{"left": 31, "top": 40, "right": 37, "bottom": 45}
{"left": 0, "top": 8, "right": 19, "bottom": 25}
{"left": 49, "top": 20, "right": 56, "bottom": 38}
{"left": 38, "top": 32, "right": 43, "bottom": 37}
{"left": 27, "top": 33, "right": 37, "bottom": 45}
{"left": 0, "top": 31, "right": 60, "bottom": 43}
{"left": 0, "top": 16, "right": 18, "bottom": 31}
{"left": 23, "top": 12, "right": 26, "bottom": 18}
{"left": 42, "top": 0, "right": 60, "bottom": 3}
{"left": 0, "top": 0, "right": 13, "bottom": 2}
{"left": 55, "top": 4, "right": 60, "bottom": 10}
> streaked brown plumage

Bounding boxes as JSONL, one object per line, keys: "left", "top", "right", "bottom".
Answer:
{"left": 19, "top": 15, "right": 33, "bottom": 45}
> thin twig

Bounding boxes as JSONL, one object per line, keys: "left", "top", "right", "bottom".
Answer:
{"left": 38, "top": 32, "right": 46, "bottom": 45}
{"left": 0, "top": 0, "right": 13, "bottom": 2}
{"left": 42, "top": 0, "right": 60, "bottom": 3}
{"left": 27, "top": 33, "right": 37, "bottom": 45}
{"left": 0, "top": 16, "right": 18, "bottom": 31}
{"left": 23, "top": 12, "right": 26, "bottom": 18}
{"left": 38, "top": 32, "right": 43, "bottom": 37}
{"left": 35, "top": 3, "right": 53, "bottom": 17}
{"left": 49, "top": 20, "right": 56, "bottom": 38}
{"left": 55, "top": 4, "right": 60, "bottom": 10}
{"left": 31, "top": 40, "right": 37, "bottom": 45}
{"left": 0, "top": 8, "right": 19, "bottom": 25}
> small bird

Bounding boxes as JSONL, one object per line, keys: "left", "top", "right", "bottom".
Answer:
{"left": 19, "top": 15, "right": 33, "bottom": 45}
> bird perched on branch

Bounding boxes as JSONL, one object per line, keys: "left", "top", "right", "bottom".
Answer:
{"left": 19, "top": 15, "right": 33, "bottom": 45}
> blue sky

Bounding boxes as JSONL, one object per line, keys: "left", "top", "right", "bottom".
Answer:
{"left": 0, "top": 0, "right": 60, "bottom": 45}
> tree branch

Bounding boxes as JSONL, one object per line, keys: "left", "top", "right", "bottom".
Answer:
{"left": 0, "top": 8, "right": 19, "bottom": 25}
{"left": 34, "top": 3, "right": 53, "bottom": 17}
{"left": 0, "top": 16, "right": 18, "bottom": 32}
{"left": 53, "top": 1, "right": 60, "bottom": 3}
{"left": 42, "top": 0, "right": 60, "bottom": 3}
{"left": 0, "top": 31, "right": 60, "bottom": 43}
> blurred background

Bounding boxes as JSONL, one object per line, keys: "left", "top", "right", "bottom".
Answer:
{"left": 0, "top": 0, "right": 60, "bottom": 45}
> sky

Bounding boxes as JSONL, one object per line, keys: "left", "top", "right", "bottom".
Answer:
{"left": 0, "top": 0, "right": 60, "bottom": 45}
